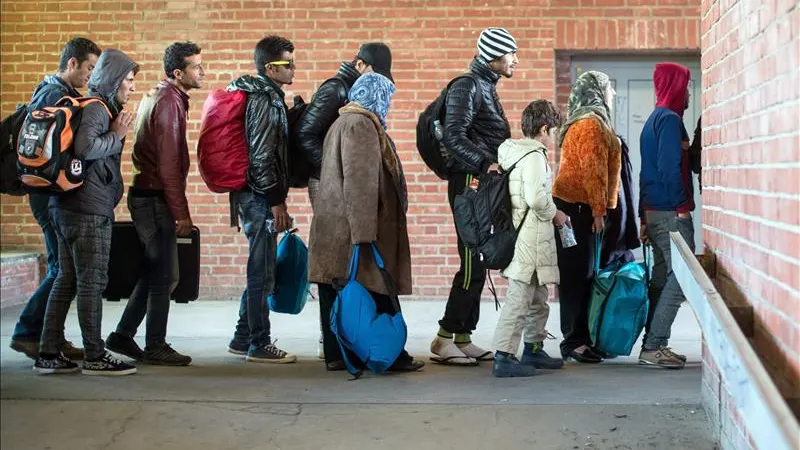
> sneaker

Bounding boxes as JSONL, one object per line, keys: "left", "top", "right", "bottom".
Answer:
{"left": 33, "top": 354, "right": 80, "bottom": 375}
{"left": 246, "top": 342, "right": 297, "bottom": 364}
{"left": 639, "top": 347, "right": 685, "bottom": 369}
{"left": 10, "top": 339, "right": 39, "bottom": 359}
{"left": 521, "top": 342, "right": 564, "bottom": 369}
{"left": 143, "top": 343, "right": 192, "bottom": 366}
{"left": 228, "top": 339, "right": 249, "bottom": 356}
{"left": 493, "top": 352, "right": 536, "bottom": 378}
{"left": 82, "top": 352, "right": 138, "bottom": 376}
{"left": 60, "top": 341, "right": 85, "bottom": 361}
{"left": 106, "top": 332, "right": 145, "bottom": 361}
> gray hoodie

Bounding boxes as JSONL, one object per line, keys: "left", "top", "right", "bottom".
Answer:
{"left": 51, "top": 49, "right": 138, "bottom": 219}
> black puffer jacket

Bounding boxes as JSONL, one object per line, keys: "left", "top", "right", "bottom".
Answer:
{"left": 443, "top": 57, "right": 511, "bottom": 175}
{"left": 294, "top": 62, "right": 360, "bottom": 179}
{"left": 227, "top": 75, "right": 289, "bottom": 206}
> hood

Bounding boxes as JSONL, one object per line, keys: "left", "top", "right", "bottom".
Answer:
{"left": 88, "top": 49, "right": 138, "bottom": 115}
{"left": 498, "top": 138, "right": 546, "bottom": 170}
{"left": 469, "top": 57, "right": 501, "bottom": 85}
{"left": 228, "top": 74, "right": 285, "bottom": 98}
{"left": 654, "top": 62, "right": 691, "bottom": 116}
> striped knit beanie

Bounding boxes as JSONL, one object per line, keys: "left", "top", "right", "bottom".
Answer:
{"left": 477, "top": 27, "right": 518, "bottom": 62}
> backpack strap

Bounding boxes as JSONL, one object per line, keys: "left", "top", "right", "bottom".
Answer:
{"left": 61, "top": 97, "right": 113, "bottom": 118}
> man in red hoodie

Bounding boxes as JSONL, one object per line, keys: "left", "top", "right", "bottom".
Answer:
{"left": 638, "top": 62, "right": 694, "bottom": 369}
{"left": 105, "top": 42, "right": 205, "bottom": 366}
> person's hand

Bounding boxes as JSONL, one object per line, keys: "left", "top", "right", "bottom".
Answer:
{"left": 176, "top": 218, "right": 193, "bottom": 237}
{"left": 487, "top": 163, "right": 500, "bottom": 173}
{"left": 640, "top": 222, "right": 649, "bottom": 245}
{"left": 592, "top": 216, "right": 605, "bottom": 234}
{"left": 111, "top": 111, "right": 133, "bottom": 139}
{"left": 553, "top": 210, "right": 569, "bottom": 228}
{"left": 677, "top": 212, "right": 691, "bottom": 220}
{"left": 271, "top": 203, "right": 291, "bottom": 233}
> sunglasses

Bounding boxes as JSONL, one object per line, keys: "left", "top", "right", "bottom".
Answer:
{"left": 267, "top": 59, "right": 295, "bottom": 69}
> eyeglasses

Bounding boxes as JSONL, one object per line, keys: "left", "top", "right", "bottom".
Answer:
{"left": 267, "top": 60, "right": 295, "bottom": 69}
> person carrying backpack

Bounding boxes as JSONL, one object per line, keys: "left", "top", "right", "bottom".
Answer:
{"left": 491, "top": 100, "right": 565, "bottom": 377}
{"left": 224, "top": 36, "right": 297, "bottom": 364}
{"left": 35, "top": 49, "right": 140, "bottom": 376}
{"left": 293, "top": 42, "right": 393, "bottom": 363}
{"left": 430, "top": 27, "right": 518, "bottom": 367}
{"left": 7, "top": 37, "right": 101, "bottom": 362}
{"left": 308, "top": 72, "right": 424, "bottom": 374}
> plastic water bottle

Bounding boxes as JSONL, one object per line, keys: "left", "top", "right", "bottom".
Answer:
{"left": 433, "top": 119, "right": 444, "bottom": 141}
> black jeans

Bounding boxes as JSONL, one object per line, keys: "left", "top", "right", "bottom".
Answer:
{"left": 115, "top": 195, "right": 179, "bottom": 348}
{"left": 319, "top": 283, "right": 412, "bottom": 366}
{"left": 439, "top": 172, "right": 486, "bottom": 334}
{"left": 554, "top": 198, "right": 596, "bottom": 356}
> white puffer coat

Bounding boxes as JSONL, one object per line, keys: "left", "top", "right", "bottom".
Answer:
{"left": 498, "top": 138, "right": 560, "bottom": 286}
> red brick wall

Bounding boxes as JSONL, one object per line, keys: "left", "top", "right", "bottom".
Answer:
{"left": 0, "top": 253, "right": 41, "bottom": 308}
{"left": 0, "top": 0, "right": 701, "bottom": 299}
{"left": 700, "top": 0, "right": 800, "bottom": 443}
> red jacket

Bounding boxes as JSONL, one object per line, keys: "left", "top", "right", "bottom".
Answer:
{"left": 131, "top": 80, "right": 191, "bottom": 220}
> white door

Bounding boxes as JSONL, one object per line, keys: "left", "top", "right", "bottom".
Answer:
{"left": 570, "top": 58, "right": 703, "bottom": 257}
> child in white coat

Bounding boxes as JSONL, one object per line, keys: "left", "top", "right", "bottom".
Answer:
{"left": 492, "top": 100, "right": 568, "bottom": 377}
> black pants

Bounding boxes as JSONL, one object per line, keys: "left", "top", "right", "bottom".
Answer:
{"left": 554, "top": 198, "right": 596, "bottom": 356}
{"left": 439, "top": 172, "right": 486, "bottom": 334}
{"left": 318, "top": 283, "right": 412, "bottom": 366}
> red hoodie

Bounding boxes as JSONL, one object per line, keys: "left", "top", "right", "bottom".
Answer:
{"left": 653, "top": 62, "right": 693, "bottom": 213}
{"left": 654, "top": 62, "right": 691, "bottom": 116}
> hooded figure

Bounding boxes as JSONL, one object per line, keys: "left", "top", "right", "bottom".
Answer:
{"left": 639, "top": 62, "right": 693, "bottom": 214}
{"left": 51, "top": 48, "right": 139, "bottom": 219}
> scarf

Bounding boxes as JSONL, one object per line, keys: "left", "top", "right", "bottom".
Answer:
{"left": 558, "top": 70, "right": 614, "bottom": 148}
{"left": 347, "top": 72, "right": 395, "bottom": 129}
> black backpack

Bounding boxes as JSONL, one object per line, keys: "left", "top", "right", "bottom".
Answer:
{"left": 416, "top": 74, "right": 482, "bottom": 180}
{"left": 286, "top": 95, "right": 311, "bottom": 188}
{"left": 452, "top": 151, "right": 536, "bottom": 271}
{"left": 0, "top": 104, "right": 28, "bottom": 196}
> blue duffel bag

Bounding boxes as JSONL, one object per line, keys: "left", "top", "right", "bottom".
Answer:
{"left": 267, "top": 232, "right": 310, "bottom": 315}
{"left": 330, "top": 243, "right": 408, "bottom": 379}
{"left": 588, "top": 236, "right": 651, "bottom": 356}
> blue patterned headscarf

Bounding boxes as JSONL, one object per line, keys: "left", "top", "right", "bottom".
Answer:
{"left": 348, "top": 72, "right": 396, "bottom": 128}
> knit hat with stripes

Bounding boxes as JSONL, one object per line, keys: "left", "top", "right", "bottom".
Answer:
{"left": 477, "top": 27, "right": 518, "bottom": 62}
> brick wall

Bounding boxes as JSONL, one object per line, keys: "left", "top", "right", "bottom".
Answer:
{"left": 0, "top": 253, "right": 42, "bottom": 309}
{"left": 700, "top": 0, "right": 800, "bottom": 445}
{"left": 0, "top": 0, "right": 701, "bottom": 299}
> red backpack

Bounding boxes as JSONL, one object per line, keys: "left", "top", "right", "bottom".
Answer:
{"left": 197, "top": 90, "right": 249, "bottom": 193}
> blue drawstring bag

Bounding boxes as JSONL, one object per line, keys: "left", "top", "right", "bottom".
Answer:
{"left": 588, "top": 236, "right": 650, "bottom": 356}
{"left": 267, "top": 232, "right": 309, "bottom": 315}
{"left": 330, "top": 243, "right": 408, "bottom": 379}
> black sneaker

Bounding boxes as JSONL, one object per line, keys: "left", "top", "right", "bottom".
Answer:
{"left": 106, "top": 332, "right": 145, "bottom": 361}
{"left": 246, "top": 342, "right": 297, "bottom": 364}
{"left": 143, "top": 343, "right": 192, "bottom": 366}
{"left": 228, "top": 339, "right": 249, "bottom": 356}
{"left": 33, "top": 354, "right": 79, "bottom": 375}
{"left": 82, "top": 352, "right": 137, "bottom": 376}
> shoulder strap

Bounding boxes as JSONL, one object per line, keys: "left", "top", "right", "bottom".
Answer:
{"left": 505, "top": 150, "right": 538, "bottom": 173}
{"left": 55, "top": 96, "right": 113, "bottom": 118}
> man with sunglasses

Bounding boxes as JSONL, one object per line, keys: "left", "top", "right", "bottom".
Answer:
{"left": 292, "top": 42, "right": 394, "bottom": 363}
{"left": 225, "top": 36, "right": 297, "bottom": 363}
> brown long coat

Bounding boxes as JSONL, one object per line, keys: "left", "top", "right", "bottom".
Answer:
{"left": 307, "top": 107, "right": 412, "bottom": 296}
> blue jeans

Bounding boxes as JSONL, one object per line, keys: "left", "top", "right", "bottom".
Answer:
{"left": 12, "top": 194, "right": 60, "bottom": 341}
{"left": 115, "top": 195, "right": 180, "bottom": 348}
{"left": 643, "top": 210, "right": 696, "bottom": 350}
{"left": 231, "top": 192, "right": 276, "bottom": 348}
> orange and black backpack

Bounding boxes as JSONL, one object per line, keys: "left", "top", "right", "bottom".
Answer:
{"left": 16, "top": 96, "right": 111, "bottom": 194}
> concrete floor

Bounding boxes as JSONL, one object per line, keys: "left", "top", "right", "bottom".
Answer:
{"left": 0, "top": 300, "right": 714, "bottom": 450}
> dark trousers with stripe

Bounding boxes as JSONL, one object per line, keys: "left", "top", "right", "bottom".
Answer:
{"left": 439, "top": 172, "right": 486, "bottom": 334}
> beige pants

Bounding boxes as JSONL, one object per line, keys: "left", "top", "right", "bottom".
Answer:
{"left": 492, "top": 277, "right": 550, "bottom": 354}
